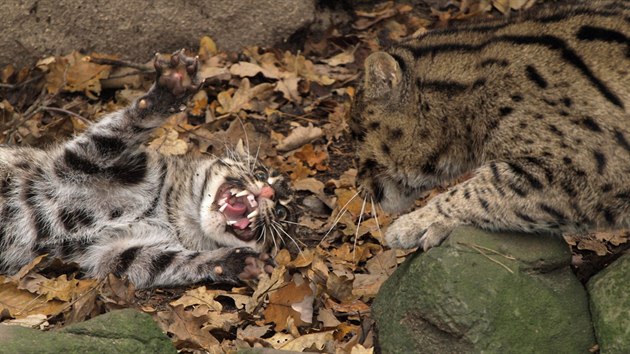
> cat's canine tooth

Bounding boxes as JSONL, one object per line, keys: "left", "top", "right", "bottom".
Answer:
{"left": 219, "top": 203, "right": 228, "bottom": 213}
{"left": 218, "top": 197, "right": 227, "bottom": 206}
{"left": 247, "top": 194, "right": 258, "bottom": 208}
{"left": 247, "top": 210, "right": 259, "bottom": 219}
{"left": 230, "top": 188, "right": 238, "bottom": 195}
{"left": 226, "top": 220, "right": 237, "bottom": 225}
{"left": 235, "top": 190, "right": 249, "bottom": 198}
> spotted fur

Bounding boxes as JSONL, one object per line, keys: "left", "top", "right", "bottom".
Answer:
{"left": 351, "top": 1, "right": 630, "bottom": 250}
{"left": 0, "top": 51, "right": 294, "bottom": 288}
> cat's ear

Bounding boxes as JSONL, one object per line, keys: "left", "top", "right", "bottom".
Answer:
{"left": 363, "top": 52, "right": 403, "bottom": 100}
{"left": 235, "top": 139, "right": 248, "bottom": 156}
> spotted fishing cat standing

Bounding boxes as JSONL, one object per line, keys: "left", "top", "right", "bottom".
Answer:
{"left": 351, "top": 1, "right": 630, "bottom": 250}
{"left": 0, "top": 51, "right": 295, "bottom": 288}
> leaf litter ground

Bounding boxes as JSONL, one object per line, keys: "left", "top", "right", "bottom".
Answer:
{"left": 1, "top": 1, "right": 628, "bottom": 353}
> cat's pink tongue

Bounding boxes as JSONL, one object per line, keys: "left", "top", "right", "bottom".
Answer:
{"left": 223, "top": 202, "right": 251, "bottom": 230}
{"left": 233, "top": 218, "right": 250, "bottom": 230}
{"left": 224, "top": 202, "right": 246, "bottom": 218}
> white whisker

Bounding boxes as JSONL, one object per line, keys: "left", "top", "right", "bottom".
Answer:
{"left": 280, "top": 220, "right": 308, "bottom": 227}
{"left": 253, "top": 141, "right": 262, "bottom": 171}
{"left": 370, "top": 196, "right": 383, "bottom": 241}
{"left": 273, "top": 220, "right": 306, "bottom": 250}
{"left": 353, "top": 196, "right": 367, "bottom": 261}
{"left": 319, "top": 191, "right": 360, "bottom": 245}
{"left": 269, "top": 225, "right": 279, "bottom": 254}
{"left": 235, "top": 116, "right": 252, "bottom": 173}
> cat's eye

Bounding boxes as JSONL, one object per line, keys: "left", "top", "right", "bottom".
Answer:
{"left": 275, "top": 206, "right": 288, "bottom": 220}
{"left": 254, "top": 169, "right": 268, "bottom": 181}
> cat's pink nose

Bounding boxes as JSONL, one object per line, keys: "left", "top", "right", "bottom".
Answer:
{"left": 259, "top": 186, "right": 274, "bottom": 199}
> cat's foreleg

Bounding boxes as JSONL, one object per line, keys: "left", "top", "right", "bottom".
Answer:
{"left": 77, "top": 226, "right": 272, "bottom": 288}
{"left": 385, "top": 158, "right": 587, "bottom": 250}
{"left": 54, "top": 50, "right": 200, "bottom": 183}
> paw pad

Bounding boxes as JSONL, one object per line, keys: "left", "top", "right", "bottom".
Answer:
{"left": 153, "top": 49, "right": 201, "bottom": 98}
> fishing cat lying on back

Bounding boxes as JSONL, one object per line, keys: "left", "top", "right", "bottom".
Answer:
{"left": 0, "top": 51, "right": 294, "bottom": 288}
{"left": 351, "top": 1, "right": 630, "bottom": 250}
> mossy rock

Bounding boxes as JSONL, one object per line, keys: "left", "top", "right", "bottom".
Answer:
{"left": 588, "top": 253, "right": 630, "bottom": 353}
{"left": 0, "top": 309, "right": 176, "bottom": 354}
{"left": 373, "top": 226, "right": 595, "bottom": 353}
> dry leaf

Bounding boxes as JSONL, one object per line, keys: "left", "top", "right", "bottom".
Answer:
{"left": 263, "top": 275, "right": 314, "bottom": 331}
{"left": 0, "top": 279, "right": 66, "bottom": 318}
{"left": 268, "top": 332, "right": 295, "bottom": 349}
{"left": 199, "top": 36, "right": 218, "bottom": 60}
{"left": 293, "top": 178, "right": 325, "bottom": 195}
{"left": 216, "top": 78, "right": 274, "bottom": 114}
{"left": 169, "top": 286, "right": 223, "bottom": 311}
{"left": 148, "top": 127, "right": 189, "bottom": 155}
{"left": 321, "top": 48, "right": 356, "bottom": 67}
{"left": 156, "top": 305, "right": 220, "bottom": 351}
{"left": 351, "top": 343, "right": 374, "bottom": 354}
{"left": 276, "top": 124, "right": 323, "bottom": 152}
{"left": 317, "top": 307, "right": 341, "bottom": 328}
{"left": 280, "top": 330, "right": 334, "bottom": 351}
{"left": 2, "top": 314, "right": 49, "bottom": 329}
{"left": 247, "top": 265, "right": 287, "bottom": 313}
{"left": 327, "top": 298, "right": 371, "bottom": 315}
{"left": 577, "top": 239, "right": 609, "bottom": 256}
{"left": 38, "top": 275, "right": 97, "bottom": 302}
{"left": 294, "top": 144, "right": 328, "bottom": 169}
{"left": 276, "top": 77, "right": 301, "bottom": 102}
{"left": 39, "top": 51, "right": 113, "bottom": 98}
{"left": 352, "top": 273, "right": 388, "bottom": 299}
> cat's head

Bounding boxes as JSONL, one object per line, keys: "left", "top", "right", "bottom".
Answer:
{"left": 199, "top": 141, "right": 296, "bottom": 254}
{"left": 350, "top": 50, "right": 458, "bottom": 213}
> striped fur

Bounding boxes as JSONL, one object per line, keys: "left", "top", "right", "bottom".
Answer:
{"left": 0, "top": 52, "right": 294, "bottom": 288}
{"left": 351, "top": 1, "right": 630, "bottom": 250}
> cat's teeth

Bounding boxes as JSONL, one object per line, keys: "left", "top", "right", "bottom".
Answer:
{"left": 218, "top": 197, "right": 227, "bottom": 206}
{"left": 219, "top": 203, "right": 228, "bottom": 213}
{"left": 226, "top": 220, "right": 237, "bottom": 225}
{"left": 230, "top": 188, "right": 238, "bottom": 195}
{"left": 247, "top": 194, "right": 258, "bottom": 208}
{"left": 235, "top": 190, "right": 249, "bottom": 198}
{"left": 247, "top": 210, "right": 259, "bottom": 219}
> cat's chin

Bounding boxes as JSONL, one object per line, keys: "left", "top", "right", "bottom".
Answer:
{"left": 214, "top": 183, "right": 261, "bottom": 242}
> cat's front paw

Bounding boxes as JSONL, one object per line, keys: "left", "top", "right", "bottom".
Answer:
{"left": 154, "top": 49, "right": 201, "bottom": 97}
{"left": 138, "top": 50, "right": 201, "bottom": 111}
{"left": 385, "top": 209, "right": 456, "bottom": 251}
{"left": 211, "top": 247, "right": 275, "bottom": 284}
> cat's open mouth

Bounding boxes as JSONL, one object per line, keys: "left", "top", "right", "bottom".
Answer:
{"left": 215, "top": 184, "right": 260, "bottom": 242}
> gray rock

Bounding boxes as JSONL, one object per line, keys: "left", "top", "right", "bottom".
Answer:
{"left": 588, "top": 253, "right": 630, "bottom": 353}
{"left": 0, "top": 309, "right": 176, "bottom": 354}
{"left": 373, "top": 226, "right": 596, "bottom": 353}
{"left": 0, "top": 0, "right": 316, "bottom": 68}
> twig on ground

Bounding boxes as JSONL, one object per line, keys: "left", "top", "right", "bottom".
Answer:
{"left": 0, "top": 73, "right": 45, "bottom": 90}
{"left": 40, "top": 106, "right": 92, "bottom": 126}
{"left": 86, "top": 56, "right": 153, "bottom": 72}
{"left": 458, "top": 242, "right": 515, "bottom": 274}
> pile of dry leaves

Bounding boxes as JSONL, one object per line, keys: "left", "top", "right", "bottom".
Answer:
{"left": 0, "top": 1, "right": 627, "bottom": 353}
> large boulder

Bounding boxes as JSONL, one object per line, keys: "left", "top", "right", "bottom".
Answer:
{"left": 373, "top": 227, "right": 595, "bottom": 353}
{"left": 0, "top": 0, "right": 316, "bottom": 68}
{"left": 588, "top": 253, "right": 630, "bottom": 353}
{"left": 0, "top": 309, "right": 176, "bottom": 353}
